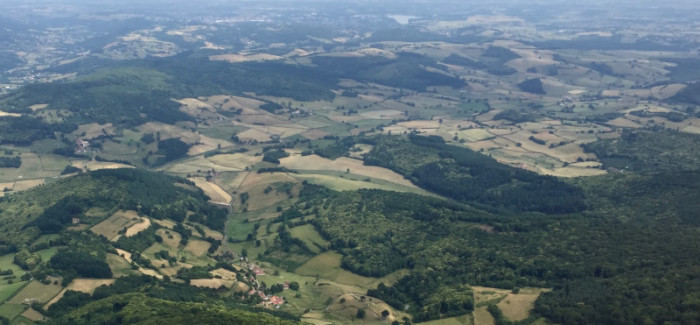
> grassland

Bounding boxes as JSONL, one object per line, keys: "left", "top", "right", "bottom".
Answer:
{"left": 8, "top": 280, "right": 63, "bottom": 304}
{"left": 90, "top": 210, "right": 141, "bottom": 241}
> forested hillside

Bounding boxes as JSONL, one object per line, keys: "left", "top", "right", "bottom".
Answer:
{"left": 362, "top": 135, "right": 585, "bottom": 214}
{"left": 291, "top": 168, "right": 700, "bottom": 323}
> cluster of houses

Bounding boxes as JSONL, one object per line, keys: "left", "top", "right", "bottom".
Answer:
{"left": 247, "top": 288, "right": 285, "bottom": 307}
{"left": 75, "top": 138, "right": 90, "bottom": 153}
{"left": 244, "top": 262, "right": 287, "bottom": 308}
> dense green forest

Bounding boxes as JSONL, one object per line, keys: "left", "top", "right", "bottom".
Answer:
{"left": 582, "top": 129, "right": 700, "bottom": 172}
{"left": 48, "top": 292, "right": 299, "bottom": 325}
{"left": 290, "top": 167, "right": 700, "bottom": 323}
{"left": 311, "top": 52, "right": 465, "bottom": 91}
{"left": 362, "top": 134, "right": 584, "bottom": 214}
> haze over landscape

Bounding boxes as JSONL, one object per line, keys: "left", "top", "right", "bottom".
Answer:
{"left": 0, "top": 1, "right": 698, "bottom": 324}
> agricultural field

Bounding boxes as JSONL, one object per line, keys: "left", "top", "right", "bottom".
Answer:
{"left": 90, "top": 210, "right": 142, "bottom": 241}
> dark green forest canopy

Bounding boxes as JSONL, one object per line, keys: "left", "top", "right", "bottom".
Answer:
{"left": 582, "top": 129, "right": 700, "bottom": 173}
{"left": 48, "top": 292, "right": 300, "bottom": 325}
{"left": 362, "top": 134, "right": 585, "bottom": 214}
{"left": 311, "top": 52, "right": 466, "bottom": 91}
{"left": 295, "top": 166, "right": 700, "bottom": 324}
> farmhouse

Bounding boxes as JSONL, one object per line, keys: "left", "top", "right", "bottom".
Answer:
{"left": 75, "top": 139, "right": 90, "bottom": 153}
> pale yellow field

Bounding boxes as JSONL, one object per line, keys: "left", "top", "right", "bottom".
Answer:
{"left": 207, "top": 153, "right": 261, "bottom": 170}
{"left": 184, "top": 239, "right": 211, "bottom": 257}
{"left": 473, "top": 306, "right": 495, "bottom": 325}
{"left": 202, "top": 95, "right": 265, "bottom": 111}
{"left": 156, "top": 228, "right": 181, "bottom": 250}
{"left": 607, "top": 117, "right": 643, "bottom": 128}
{"left": 115, "top": 249, "right": 133, "bottom": 262}
{"left": 124, "top": 218, "right": 151, "bottom": 237}
{"left": 189, "top": 278, "right": 236, "bottom": 289}
{"left": 21, "top": 307, "right": 46, "bottom": 322}
{"left": 189, "top": 177, "right": 232, "bottom": 204}
{"left": 12, "top": 179, "right": 45, "bottom": 191}
{"left": 236, "top": 128, "right": 272, "bottom": 142}
{"left": 9, "top": 281, "right": 63, "bottom": 304}
{"left": 73, "top": 123, "right": 115, "bottom": 139}
{"left": 300, "top": 129, "right": 330, "bottom": 140}
{"left": 211, "top": 268, "right": 237, "bottom": 280}
{"left": 279, "top": 155, "right": 415, "bottom": 187}
{"left": 496, "top": 288, "right": 551, "bottom": 322}
{"left": 237, "top": 172, "right": 300, "bottom": 211}
{"left": 66, "top": 279, "right": 116, "bottom": 294}
{"left": 0, "top": 110, "right": 22, "bottom": 117}
{"left": 91, "top": 210, "right": 141, "bottom": 241}
{"left": 292, "top": 173, "right": 395, "bottom": 192}
{"left": 187, "top": 135, "right": 233, "bottom": 156}
{"left": 544, "top": 166, "right": 607, "bottom": 177}
{"left": 72, "top": 160, "right": 134, "bottom": 171}
{"left": 29, "top": 104, "right": 48, "bottom": 111}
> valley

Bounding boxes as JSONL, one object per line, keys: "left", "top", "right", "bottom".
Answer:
{"left": 0, "top": 1, "right": 699, "bottom": 324}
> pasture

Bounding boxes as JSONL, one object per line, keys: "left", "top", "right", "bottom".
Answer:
{"left": 189, "top": 177, "right": 233, "bottom": 205}
{"left": 90, "top": 210, "right": 141, "bottom": 241}
{"left": 8, "top": 280, "right": 63, "bottom": 304}
{"left": 0, "top": 281, "right": 27, "bottom": 303}
{"left": 289, "top": 224, "right": 329, "bottom": 254}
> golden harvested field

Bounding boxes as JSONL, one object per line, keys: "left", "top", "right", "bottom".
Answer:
{"left": 9, "top": 281, "right": 63, "bottom": 304}
{"left": 189, "top": 279, "right": 236, "bottom": 289}
{"left": 21, "top": 308, "right": 46, "bottom": 322}
{"left": 29, "top": 104, "right": 48, "bottom": 111}
{"left": 91, "top": 210, "right": 141, "bottom": 241}
{"left": 12, "top": 179, "right": 46, "bottom": 192}
{"left": 606, "top": 117, "right": 643, "bottom": 128}
{"left": 211, "top": 268, "right": 237, "bottom": 280}
{"left": 72, "top": 160, "right": 133, "bottom": 172}
{"left": 124, "top": 218, "right": 151, "bottom": 237}
{"left": 189, "top": 177, "right": 232, "bottom": 204}
{"left": 184, "top": 239, "right": 211, "bottom": 257}
{"left": 542, "top": 166, "right": 606, "bottom": 177}
{"left": 66, "top": 279, "right": 116, "bottom": 294}
{"left": 187, "top": 136, "right": 234, "bottom": 156}
{"left": 0, "top": 110, "right": 22, "bottom": 117}
{"left": 236, "top": 172, "right": 300, "bottom": 211}
{"left": 292, "top": 173, "right": 401, "bottom": 192}
{"left": 236, "top": 128, "right": 272, "bottom": 142}
{"left": 473, "top": 306, "right": 496, "bottom": 325}
{"left": 152, "top": 218, "right": 177, "bottom": 229}
{"left": 115, "top": 249, "right": 132, "bottom": 262}
{"left": 279, "top": 155, "right": 415, "bottom": 187}
{"left": 496, "top": 288, "right": 551, "bottom": 322}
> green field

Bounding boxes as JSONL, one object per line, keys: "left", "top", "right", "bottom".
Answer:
{"left": 8, "top": 281, "right": 63, "bottom": 304}
{"left": 0, "top": 303, "right": 26, "bottom": 320}
{"left": 227, "top": 218, "right": 256, "bottom": 241}
{"left": 0, "top": 255, "right": 25, "bottom": 286}
{"left": 0, "top": 282, "right": 28, "bottom": 304}
{"left": 289, "top": 224, "right": 329, "bottom": 254}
